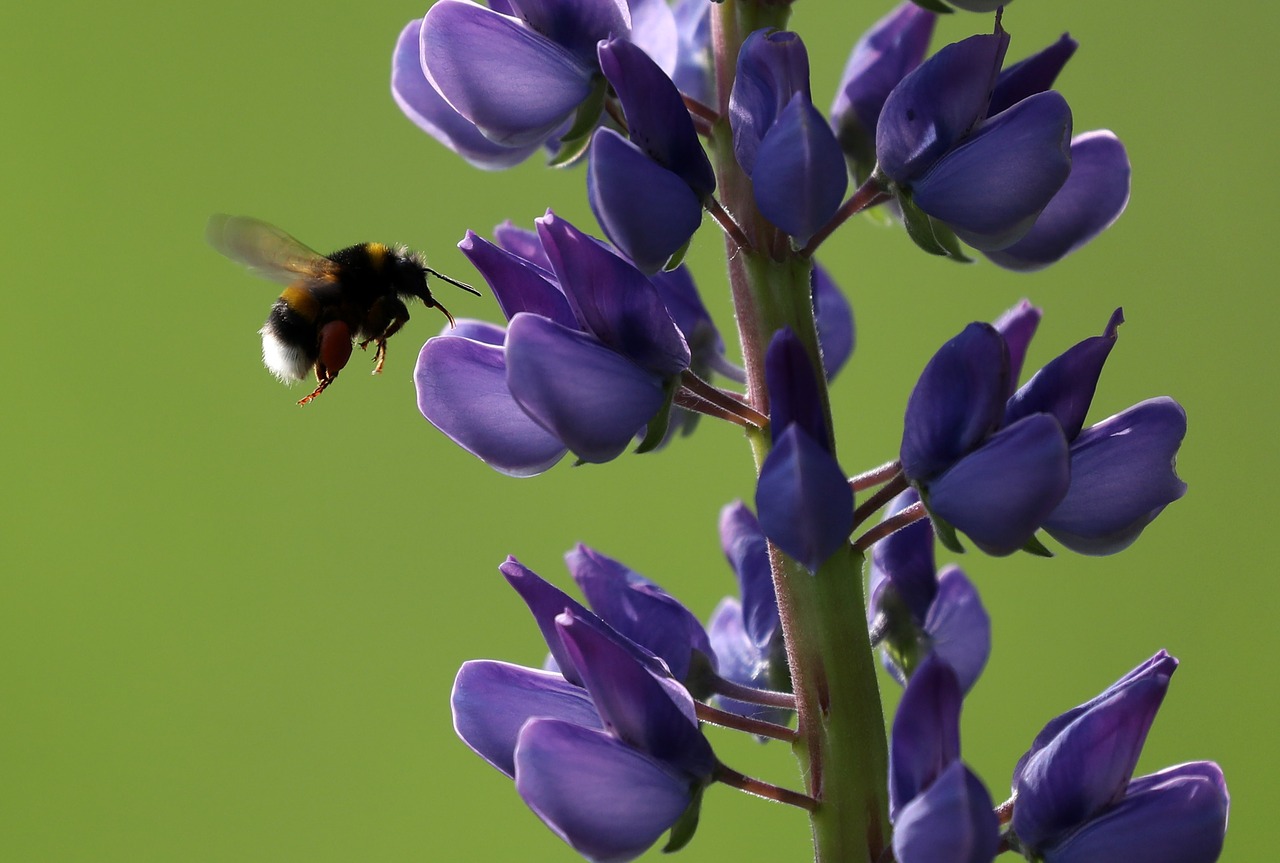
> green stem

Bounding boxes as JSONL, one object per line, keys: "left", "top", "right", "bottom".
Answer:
{"left": 707, "top": 4, "right": 892, "bottom": 860}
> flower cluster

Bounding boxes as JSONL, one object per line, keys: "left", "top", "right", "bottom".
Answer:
{"left": 377, "top": 2, "right": 1230, "bottom": 862}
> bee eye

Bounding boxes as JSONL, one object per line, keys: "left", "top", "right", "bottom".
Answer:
{"left": 319, "top": 320, "right": 353, "bottom": 374}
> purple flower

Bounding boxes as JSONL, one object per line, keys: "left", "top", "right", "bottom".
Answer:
{"left": 755, "top": 329, "right": 854, "bottom": 571}
{"left": 588, "top": 38, "right": 715, "bottom": 273}
{"left": 707, "top": 502, "right": 792, "bottom": 727}
{"left": 901, "top": 304, "right": 1186, "bottom": 555}
{"left": 831, "top": 2, "right": 936, "bottom": 183}
{"left": 868, "top": 491, "right": 990, "bottom": 692}
{"left": 876, "top": 26, "right": 1074, "bottom": 252}
{"left": 731, "top": 30, "right": 848, "bottom": 245}
{"left": 889, "top": 655, "right": 998, "bottom": 863}
{"left": 1010, "top": 652, "right": 1228, "bottom": 863}
{"left": 416, "top": 212, "right": 692, "bottom": 474}
{"left": 985, "top": 130, "right": 1131, "bottom": 271}
{"left": 394, "top": 0, "right": 681, "bottom": 168}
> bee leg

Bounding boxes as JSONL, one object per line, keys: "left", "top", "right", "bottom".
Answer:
{"left": 365, "top": 315, "right": 409, "bottom": 375}
{"left": 298, "top": 367, "right": 336, "bottom": 405}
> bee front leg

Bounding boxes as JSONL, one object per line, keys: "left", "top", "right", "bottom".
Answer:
{"left": 365, "top": 314, "right": 409, "bottom": 375}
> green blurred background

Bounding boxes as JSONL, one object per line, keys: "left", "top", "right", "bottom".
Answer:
{"left": 2, "top": 0, "right": 1273, "bottom": 860}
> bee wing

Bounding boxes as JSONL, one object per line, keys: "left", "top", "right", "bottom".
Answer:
{"left": 206, "top": 214, "right": 339, "bottom": 285}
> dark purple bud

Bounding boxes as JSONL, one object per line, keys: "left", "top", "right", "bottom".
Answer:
{"left": 869, "top": 488, "right": 937, "bottom": 624}
{"left": 415, "top": 335, "right": 567, "bottom": 477}
{"left": 587, "top": 128, "right": 704, "bottom": 274}
{"left": 458, "top": 231, "right": 576, "bottom": 327}
{"left": 911, "top": 90, "right": 1073, "bottom": 251}
{"left": 893, "top": 761, "right": 999, "bottom": 863}
{"left": 718, "top": 502, "right": 779, "bottom": 649}
{"left": 831, "top": 3, "right": 936, "bottom": 150}
{"left": 514, "top": 717, "right": 696, "bottom": 863}
{"left": 890, "top": 654, "right": 962, "bottom": 816}
{"left": 598, "top": 38, "right": 715, "bottom": 198}
{"left": 991, "top": 299, "right": 1042, "bottom": 388}
{"left": 1007, "top": 308, "right": 1123, "bottom": 439}
{"left": 1043, "top": 762, "right": 1228, "bottom": 863}
{"left": 765, "top": 328, "right": 830, "bottom": 450}
{"left": 505, "top": 312, "right": 668, "bottom": 464}
{"left": 420, "top": 1, "right": 597, "bottom": 147}
{"left": 451, "top": 660, "right": 602, "bottom": 777}
{"left": 1044, "top": 397, "right": 1188, "bottom": 555}
{"left": 392, "top": 20, "right": 541, "bottom": 168}
{"left": 901, "top": 323, "right": 1010, "bottom": 483}
{"left": 927, "top": 413, "right": 1071, "bottom": 556}
{"left": 990, "top": 34, "right": 1078, "bottom": 116}
{"left": 812, "top": 262, "right": 855, "bottom": 380}
{"left": 1012, "top": 651, "right": 1177, "bottom": 852}
{"left": 536, "top": 212, "right": 691, "bottom": 376}
{"left": 876, "top": 32, "right": 1009, "bottom": 184}
{"left": 756, "top": 426, "right": 854, "bottom": 572}
{"left": 555, "top": 611, "right": 715, "bottom": 779}
{"left": 730, "top": 30, "right": 815, "bottom": 174}
{"left": 750, "top": 93, "right": 848, "bottom": 244}
{"left": 985, "top": 131, "right": 1131, "bottom": 272}
{"left": 565, "top": 544, "right": 714, "bottom": 682}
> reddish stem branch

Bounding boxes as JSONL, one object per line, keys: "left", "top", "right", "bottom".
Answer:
{"left": 850, "top": 460, "right": 903, "bottom": 492}
{"left": 696, "top": 702, "right": 798, "bottom": 742}
{"left": 680, "top": 370, "right": 770, "bottom": 428}
{"left": 710, "top": 674, "right": 797, "bottom": 709}
{"left": 714, "top": 762, "right": 819, "bottom": 811}
{"left": 705, "top": 196, "right": 752, "bottom": 252}
{"left": 851, "top": 501, "right": 926, "bottom": 553}
{"left": 799, "top": 178, "right": 892, "bottom": 257}
{"left": 851, "top": 472, "right": 909, "bottom": 530}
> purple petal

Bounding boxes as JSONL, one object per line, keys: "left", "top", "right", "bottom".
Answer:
{"left": 990, "top": 34, "right": 1078, "bottom": 116}
{"left": 1045, "top": 763, "right": 1228, "bottom": 863}
{"left": 927, "top": 413, "right": 1071, "bottom": 556}
{"left": 1044, "top": 397, "right": 1188, "bottom": 555}
{"left": 986, "top": 131, "right": 1131, "bottom": 272}
{"left": 536, "top": 212, "right": 691, "bottom": 375}
{"left": 1013, "top": 652, "right": 1178, "bottom": 789}
{"left": 669, "top": 0, "right": 712, "bottom": 104}
{"left": 505, "top": 313, "right": 666, "bottom": 463}
{"left": 451, "top": 660, "right": 601, "bottom": 777}
{"left": 392, "top": 20, "right": 541, "bottom": 169}
{"left": 555, "top": 612, "right": 715, "bottom": 778}
{"left": 718, "top": 501, "right": 779, "bottom": 648}
{"left": 869, "top": 488, "right": 936, "bottom": 624}
{"left": 812, "top": 262, "right": 855, "bottom": 380}
{"left": 1013, "top": 659, "right": 1175, "bottom": 851}
{"left": 832, "top": 3, "right": 936, "bottom": 136}
{"left": 587, "top": 129, "right": 704, "bottom": 275}
{"left": 500, "top": 556, "right": 606, "bottom": 687}
{"left": 627, "top": 0, "right": 679, "bottom": 75}
{"left": 1007, "top": 308, "right": 1123, "bottom": 439}
{"left": 876, "top": 31, "right": 1008, "bottom": 184}
{"left": 991, "top": 299, "right": 1042, "bottom": 388}
{"left": 649, "top": 266, "right": 727, "bottom": 377}
{"left": 565, "top": 544, "right": 713, "bottom": 682}
{"left": 421, "top": 1, "right": 595, "bottom": 147}
{"left": 507, "top": 0, "right": 630, "bottom": 64}
{"left": 515, "top": 718, "right": 694, "bottom": 863}
{"left": 448, "top": 319, "right": 507, "bottom": 345}
{"left": 493, "top": 220, "right": 554, "bottom": 270}
{"left": 890, "top": 654, "right": 962, "bottom": 816}
{"left": 924, "top": 566, "right": 990, "bottom": 694}
{"left": 706, "top": 598, "right": 790, "bottom": 726}
{"left": 913, "top": 90, "right": 1073, "bottom": 251}
{"left": 765, "top": 328, "right": 830, "bottom": 449}
{"left": 598, "top": 38, "right": 714, "bottom": 197}
{"left": 730, "top": 29, "right": 814, "bottom": 174}
{"left": 459, "top": 231, "right": 576, "bottom": 326}
{"left": 893, "top": 762, "right": 999, "bottom": 863}
{"left": 901, "top": 323, "right": 1009, "bottom": 483}
{"left": 415, "top": 335, "right": 566, "bottom": 476}
{"left": 756, "top": 426, "right": 854, "bottom": 572}
{"left": 752, "top": 93, "right": 848, "bottom": 245}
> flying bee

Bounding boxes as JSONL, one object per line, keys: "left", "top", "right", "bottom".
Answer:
{"left": 206, "top": 214, "right": 479, "bottom": 404}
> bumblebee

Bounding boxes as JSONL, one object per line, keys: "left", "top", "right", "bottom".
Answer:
{"left": 207, "top": 214, "right": 479, "bottom": 404}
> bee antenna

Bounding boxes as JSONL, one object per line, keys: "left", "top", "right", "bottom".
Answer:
{"left": 425, "top": 266, "right": 482, "bottom": 297}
